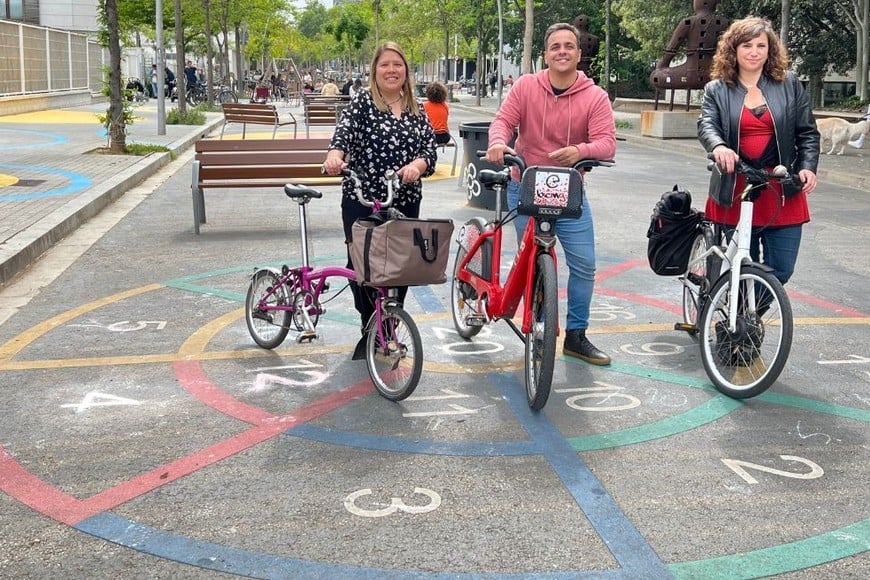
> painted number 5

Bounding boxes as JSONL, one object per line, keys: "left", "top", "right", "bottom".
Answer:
{"left": 721, "top": 454, "right": 824, "bottom": 484}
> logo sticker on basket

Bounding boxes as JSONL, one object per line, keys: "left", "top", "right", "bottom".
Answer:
{"left": 534, "top": 171, "right": 570, "bottom": 208}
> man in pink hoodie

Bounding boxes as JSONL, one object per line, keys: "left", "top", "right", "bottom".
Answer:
{"left": 486, "top": 22, "right": 617, "bottom": 365}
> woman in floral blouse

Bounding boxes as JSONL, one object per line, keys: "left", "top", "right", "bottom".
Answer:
{"left": 323, "top": 41, "right": 437, "bottom": 360}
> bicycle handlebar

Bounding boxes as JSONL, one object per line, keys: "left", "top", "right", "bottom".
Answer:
{"left": 337, "top": 168, "right": 399, "bottom": 208}
{"left": 475, "top": 150, "right": 614, "bottom": 173}
{"left": 705, "top": 152, "right": 792, "bottom": 182}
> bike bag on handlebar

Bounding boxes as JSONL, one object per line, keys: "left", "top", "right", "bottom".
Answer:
{"left": 350, "top": 212, "right": 455, "bottom": 287}
{"left": 517, "top": 166, "right": 584, "bottom": 219}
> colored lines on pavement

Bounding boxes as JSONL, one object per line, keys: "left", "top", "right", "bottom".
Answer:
{"left": 0, "top": 163, "right": 91, "bottom": 201}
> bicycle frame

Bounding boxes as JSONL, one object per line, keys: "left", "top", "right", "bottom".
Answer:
{"left": 454, "top": 192, "right": 558, "bottom": 337}
{"left": 253, "top": 189, "right": 393, "bottom": 342}
{"left": 683, "top": 179, "right": 774, "bottom": 334}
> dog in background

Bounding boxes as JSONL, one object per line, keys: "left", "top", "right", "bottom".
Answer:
{"left": 817, "top": 116, "right": 870, "bottom": 155}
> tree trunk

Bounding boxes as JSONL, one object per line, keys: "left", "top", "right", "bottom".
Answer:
{"left": 105, "top": 0, "right": 126, "bottom": 154}
{"left": 861, "top": 0, "right": 869, "bottom": 101}
{"left": 780, "top": 0, "right": 790, "bottom": 45}
{"left": 174, "top": 0, "right": 186, "bottom": 115}
{"left": 444, "top": 28, "right": 450, "bottom": 83}
{"left": 204, "top": 0, "right": 214, "bottom": 106}
{"left": 521, "top": 0, "right": 533, "bottom": 74}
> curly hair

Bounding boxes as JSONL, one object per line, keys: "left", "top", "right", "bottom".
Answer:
{"left": 710, "top": 16, "right": 788, "bottom": 87}
{"left": 424, "top": 82, "right": 447, "bottom": 103}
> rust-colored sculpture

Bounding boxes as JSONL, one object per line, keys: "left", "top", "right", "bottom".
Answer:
{"left": 573, "top": 15, "right": 599, "bottom": 80}
{"left": 649, "top": 0, "right": 729, "bottom": 110}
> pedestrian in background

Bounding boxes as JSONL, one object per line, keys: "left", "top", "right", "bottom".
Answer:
{"left": 423, "top": 82, "right": 452, "bottom": 145}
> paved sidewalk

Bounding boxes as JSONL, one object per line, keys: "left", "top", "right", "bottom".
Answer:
{"left": 1, "top": 93, "right": 866, "bottom": 289}
{"left": 0, "top": 99, "right": 224, "bottom": 286}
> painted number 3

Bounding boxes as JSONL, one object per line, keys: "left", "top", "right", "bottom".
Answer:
{"left": 344, "top": 487, "right": 442, "bottom": 518}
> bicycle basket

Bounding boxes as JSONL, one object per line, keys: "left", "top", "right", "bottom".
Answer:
{"left": 517, "top": 166, "right": 584, "bottom": 219}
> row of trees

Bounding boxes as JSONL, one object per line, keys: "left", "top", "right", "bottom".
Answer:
{"left": 98, "top": 0, "right": 868, "bottom": 153}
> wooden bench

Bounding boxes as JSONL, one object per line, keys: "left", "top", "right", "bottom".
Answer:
{"left": 303, "top": 101, "right": 348, "bottom": 137}
{"left": 437, "top": 133, "right": 459, "bottom": 176}
{"left": 191, "top": 138, "right": 341, "bottom": 234}
{"left": 220, "top": 102, "right": 297, "bottom": 139}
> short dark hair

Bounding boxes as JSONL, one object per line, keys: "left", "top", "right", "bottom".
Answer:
{"left": 543, "top": 23, "right": 581, "bottom": 48}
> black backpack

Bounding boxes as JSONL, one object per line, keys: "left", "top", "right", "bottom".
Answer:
{"left": 646, "top": 185, "right": 703, "bottom": 276}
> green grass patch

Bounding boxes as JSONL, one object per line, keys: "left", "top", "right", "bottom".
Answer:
{"left": 166, "top": 106, "right": 207, "bottom": 125}
{"left": 125, "top": 143, "right": 174, "bottom": 158}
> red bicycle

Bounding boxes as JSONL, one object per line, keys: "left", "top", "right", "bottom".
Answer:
{"left": 450, "top": 152, "right": 612, "bottom": 409}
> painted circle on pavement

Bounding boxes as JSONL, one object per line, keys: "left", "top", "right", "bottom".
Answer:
{"left": 0, "top": 260, "right": 868, "bottom": 577}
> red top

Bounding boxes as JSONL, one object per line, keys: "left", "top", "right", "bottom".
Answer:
{"left": 705, "top": 106, "right": 810, "bottom": 227}
{"left": 423, "top": 100, "right": 449, "bottom": 134}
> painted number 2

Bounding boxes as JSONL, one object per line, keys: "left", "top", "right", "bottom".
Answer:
{"left": 721, "top": 455, "right": 824, "bottom": 484}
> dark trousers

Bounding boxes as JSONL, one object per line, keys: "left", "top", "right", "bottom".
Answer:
{"left": 342, "top": 196, "right": 422, "bottom": 329}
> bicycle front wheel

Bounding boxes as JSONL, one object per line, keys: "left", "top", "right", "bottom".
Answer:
{"left": 218, "top": 89, "right": 237, "bottom": 104}
{"left": 699, "top": 265, "right": 793, "bottom": 398}
{"left": 245, "top": 269, "right": 291, "bottom": 349}
{"left": 366, "top": 305, "right": 423, "bottom": 401}
{"left": 524, "top": 253, "right": 557, "bottom": 410}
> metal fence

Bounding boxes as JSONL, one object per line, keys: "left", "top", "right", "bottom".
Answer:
{"left": 0, "top": 19, "right": 106, "bottom": 97}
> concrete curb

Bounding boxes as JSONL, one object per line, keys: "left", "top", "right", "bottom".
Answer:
{"left": 0, "top": 116, "right": 224, "bottom": 286}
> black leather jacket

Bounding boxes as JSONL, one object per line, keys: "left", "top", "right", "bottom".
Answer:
{"left": 697, "top": 71, "right": 820, "bottom": 206}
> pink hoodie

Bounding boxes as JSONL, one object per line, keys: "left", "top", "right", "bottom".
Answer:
{"left": 489, "top": 69, "right": 616, "bottom": 178}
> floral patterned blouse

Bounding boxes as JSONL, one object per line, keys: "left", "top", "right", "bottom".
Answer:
{"left": 328, "top": 89, "right": 437, "bottom": 206}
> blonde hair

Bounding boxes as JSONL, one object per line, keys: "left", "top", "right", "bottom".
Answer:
{"left": 369, "top": 42, "right": 421, "bottom": 116}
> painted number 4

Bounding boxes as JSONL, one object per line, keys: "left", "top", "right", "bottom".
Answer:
{"left": 722, "top": 455, "right": 824, "bottom": 484}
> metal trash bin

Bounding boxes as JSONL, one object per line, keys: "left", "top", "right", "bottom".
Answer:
{"left": 458, "top": 121, "right": 515, "bottom": 210}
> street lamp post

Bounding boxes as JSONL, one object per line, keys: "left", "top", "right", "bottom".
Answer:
{"left": 155, "top": 0, "right": 165, "bottom": 135}
{"left": 496, "top": 0, "right": 503, "bottom": 107}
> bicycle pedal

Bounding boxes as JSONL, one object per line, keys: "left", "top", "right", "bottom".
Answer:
{"left": 296, "top": 330, "right": 318, "bottom": 343}
{"left": 674, "top": 322, "right": 698, "bottom": 334}
{"left": 465, "top": 315, "right": 487, "bottom": 327}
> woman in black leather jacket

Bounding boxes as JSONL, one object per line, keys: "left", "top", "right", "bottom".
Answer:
{"left": 697, "top": 16, "right": 820, "bottom": 285}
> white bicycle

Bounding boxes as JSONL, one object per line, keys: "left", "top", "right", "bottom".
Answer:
{"left": 676, "top": 160, "right": 795, "bottom": 399}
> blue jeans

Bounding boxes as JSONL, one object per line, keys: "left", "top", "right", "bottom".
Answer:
{"left": 507, "top": 180, "right": 596, "bottom": 331}
{"left": 722, "top": 224, "right": 802, "bottom": 284}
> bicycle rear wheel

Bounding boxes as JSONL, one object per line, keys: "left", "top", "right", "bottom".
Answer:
{"left": 218, "top": 89, "right": 237, "bottom": 104}
{"left": 245, "top": 269, "right": 291, "bottom": 349}
{"left": 524, "top": 254, "right": 557, "bottom": 410}
{"left": 699, "top": 265, "right": 793, "bottom": 398}
{"left": 450, "top": 218, "right": 487, "bottom": 339}
{"left": 187, "top": 87, "right": 206, "bottom": 107}
{"left": 681, "top": 227, "right": 716, "bottom": 329}
{"left": 366, "top": 305, "right": 423, "bottom": 401}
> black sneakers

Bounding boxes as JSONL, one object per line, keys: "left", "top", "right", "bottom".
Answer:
{"left": 563, "top": 329, "right": 611, "bottom": 366}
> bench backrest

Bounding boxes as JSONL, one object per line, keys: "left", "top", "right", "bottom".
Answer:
{"left": 194, "top": 138, "right": 340, "bottom": 186}
{"left": 221, "top": 102, "right": 278, "bottom": 123}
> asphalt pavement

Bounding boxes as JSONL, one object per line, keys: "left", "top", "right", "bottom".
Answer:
{"left": 0, "top": 92, "right": 868, "bottom": 578}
